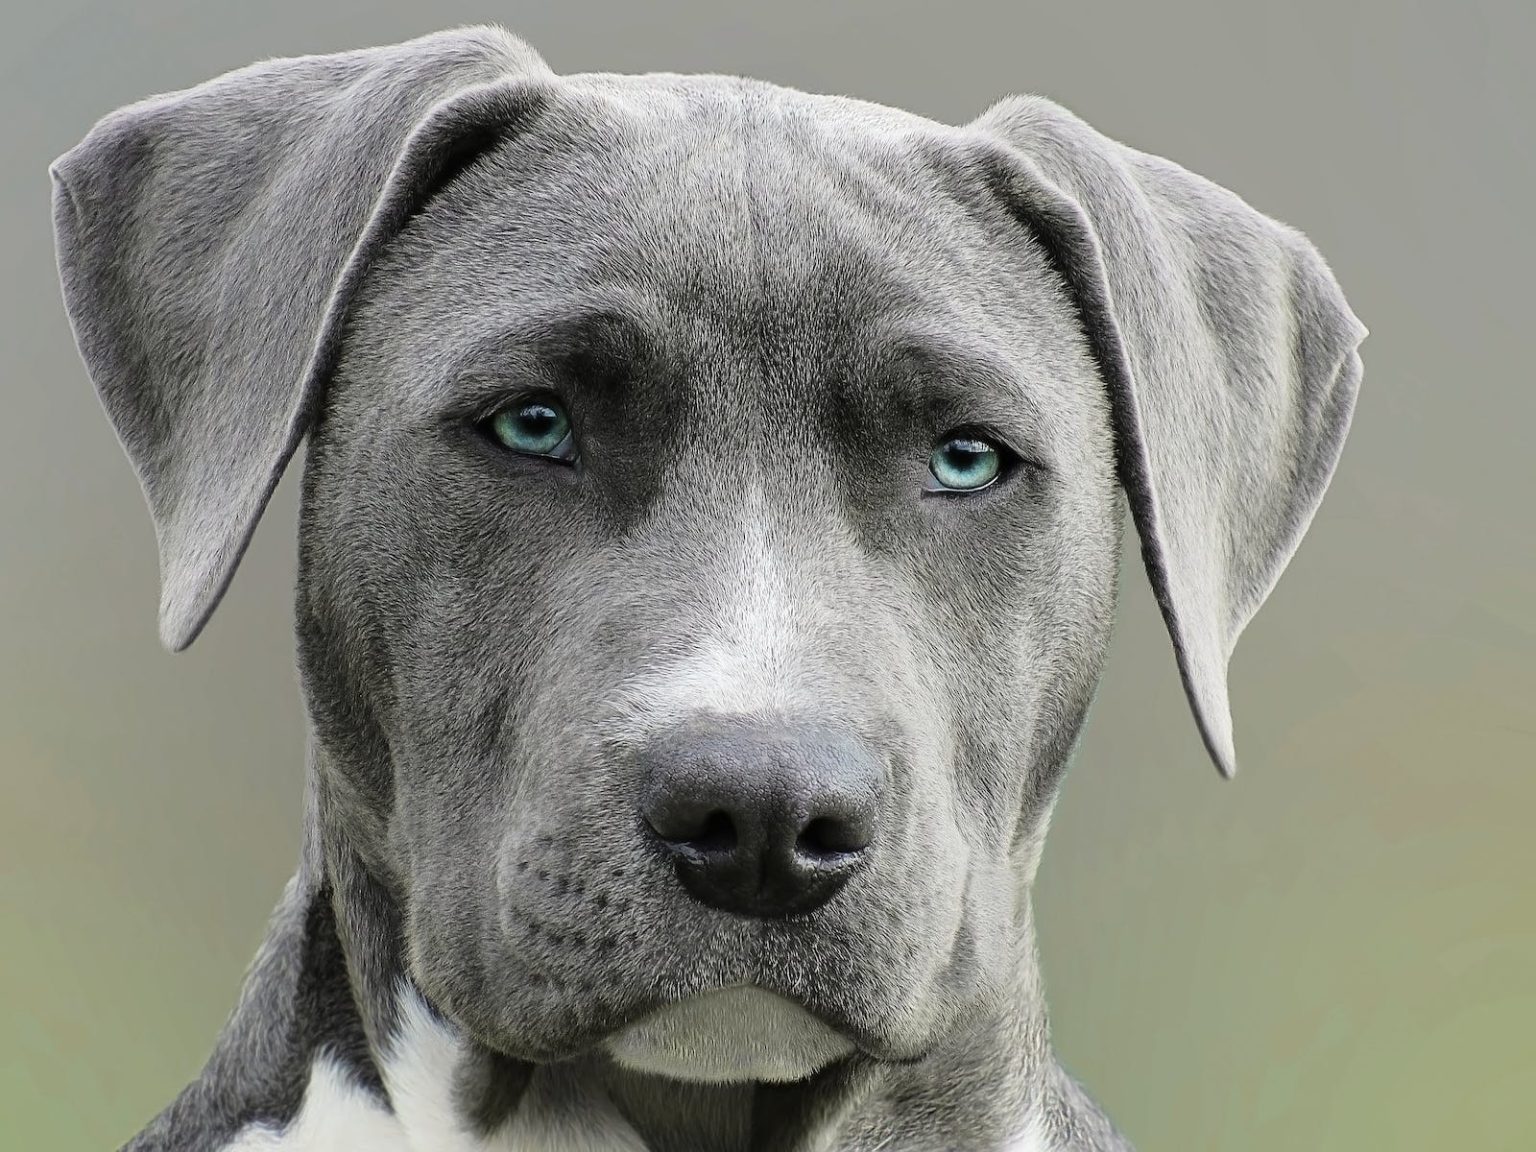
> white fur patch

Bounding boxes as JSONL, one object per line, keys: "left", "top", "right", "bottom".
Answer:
{"left": 219, "top": 984, "right": 645, "bottom": 1151}
{"left": 607, "top": 488, "right": 819, "bottom": 740}
{"left": 381, "top": 984, "right": 647, "bottom": 1151}
{"left": 602, "top": 984, "right": 857, "bottom": 1084}
{"left": 1006, "top": 1108, "right": 1053, "bottom": 1152}
{"left": 375, "top": 984, "right": 485, "bottom": 1150}
{"left": 220, "top": 1056, "right": 408, "bottom": 1151}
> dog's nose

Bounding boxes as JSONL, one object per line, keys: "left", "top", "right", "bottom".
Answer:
{"left": 636, "top": 718, "right": 884, "bottom": 918}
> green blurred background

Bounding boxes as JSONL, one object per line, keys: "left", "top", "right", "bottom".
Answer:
{"left": 3, "top": 1, "right": 1533, "bottom": 1148}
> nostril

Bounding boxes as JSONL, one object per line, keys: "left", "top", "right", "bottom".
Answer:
{"left": 644, "top": 799, "right": 739, "bottom": 855}
{"left": 796, "top": 815, "right": 870, "bottom": 860}
{"left": 690, "top": 810, "right": 737, "bottom": 853}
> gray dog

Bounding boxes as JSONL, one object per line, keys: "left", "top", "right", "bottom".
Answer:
{"left": 50, "top": 24, "right": 1365, "bottom": 1152}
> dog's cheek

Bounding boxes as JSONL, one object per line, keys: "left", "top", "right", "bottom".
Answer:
{"left": 876, "top": 472, "right": 1119, "bottom": 1016}
{"left": 302, "top": 415, "right": 613, "bottom": 941}
{"left": 387, "top": 529, "right": 672, "bottom": 1029}
{"left": 897, "top": 509, "right": 1049, "bottom": 846}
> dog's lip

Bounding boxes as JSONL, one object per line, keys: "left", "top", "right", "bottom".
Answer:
{"left": 452, "top": 976, "right": 927, "bottom": 1070}
{"left": 594, "top": 980, "right": 922, "bottom": 1065}
{"left": 597, "top": 983, "right": 860, "bottom": 1082}
{"left": 617, "top": 980, "right": 832, "bottom": 1027}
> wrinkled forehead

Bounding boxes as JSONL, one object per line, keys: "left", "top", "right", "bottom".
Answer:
{"left": 343, "top": 73, "right": 1100, "bottom": 438}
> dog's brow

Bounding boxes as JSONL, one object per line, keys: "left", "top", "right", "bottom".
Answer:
{"left": 874, "top": 327, "right": 1057, "bottom": 461}
{"left": 434, "top": 296, "right": 669, "bottom": 404}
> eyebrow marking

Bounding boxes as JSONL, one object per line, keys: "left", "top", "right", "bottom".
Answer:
{"left": 434, "top": 290, "right": 674, "bottom": 407}
{"left": 869, "top": 323, "right": 1058, "bottom": 469}
{"left": 877, "top": 323, "right": 1038, "bottom": 403}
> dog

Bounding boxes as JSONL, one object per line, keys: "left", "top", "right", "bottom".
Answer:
{"left": 50, "top": 23, "right": 1366, "bottom": 1152}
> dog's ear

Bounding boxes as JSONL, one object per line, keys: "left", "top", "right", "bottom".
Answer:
{"left": 50, "top": 26, "right": 553, "bottom": 651}
{"left": 966, "top": 96, "right": 1367, "bottom": 777}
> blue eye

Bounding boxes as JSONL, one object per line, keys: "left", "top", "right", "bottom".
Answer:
{"left": 487, "top": 398, "right": 575, "bottom": 461}
{"left": 927, "top": 434, "right": 1005, "bottom": 493}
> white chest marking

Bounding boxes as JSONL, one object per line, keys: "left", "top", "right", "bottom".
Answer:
{"left": 219, "top": 985, "right": 644, "bottom": 1151}
{"left": 1007, "top": 1110, "right": 1052, "bottom": 1152}
{"left": 218, "top": 1055, "right": 409, "bottom": 1151}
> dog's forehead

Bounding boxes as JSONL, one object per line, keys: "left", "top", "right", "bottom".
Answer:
{"left": 345, "top": 71, "right": 1095, "bottom": 436}
{"left": 398, "top": 72, "right": 996, "bottom": 292}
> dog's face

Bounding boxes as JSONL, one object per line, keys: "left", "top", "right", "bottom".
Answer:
{"left": 50, "top": 27, "right": 1364, "bottom": 1088}
{"left": 296, "top": 80, "right": 1120, "bottom": 1072}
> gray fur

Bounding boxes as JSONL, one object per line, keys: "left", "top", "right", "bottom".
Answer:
{"left": 49, "top": 23, "right": 1365, "bottom": 1152}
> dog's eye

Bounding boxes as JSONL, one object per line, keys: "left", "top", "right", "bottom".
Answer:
{"left": 485, "top": 398, "right": 576, "bottom": 462}
{"left": 926, "top": 434, "right": 1006, "bottom": 494}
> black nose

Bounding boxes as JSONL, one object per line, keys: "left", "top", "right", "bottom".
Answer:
{"left": 636, "top": 717, "right": 884, "bottom": 918}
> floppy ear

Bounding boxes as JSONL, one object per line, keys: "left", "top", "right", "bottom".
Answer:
{"left": 50, "top": 25, "right": 553, "bottom": 651}
{"left": 966, "top": 96, "right": 1367, "bottom": 777}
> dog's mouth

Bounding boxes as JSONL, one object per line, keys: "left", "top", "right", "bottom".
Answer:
{"left": 600, "top": 984, "right": 859, "bottom": 1084}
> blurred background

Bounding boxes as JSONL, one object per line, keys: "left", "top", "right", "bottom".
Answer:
{"left": 3, "top": 1, "right": 1532, "bottom": 1148}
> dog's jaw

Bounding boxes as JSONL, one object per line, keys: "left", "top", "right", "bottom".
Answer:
{"left": 133, "top": 839, "right": 1107, "bottom": 1152}
{"left": 216, "top": 980, "right": 1057, "bottom": 1152}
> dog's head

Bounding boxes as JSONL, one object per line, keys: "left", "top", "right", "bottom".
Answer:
{"left": 51, "top": 27, "right": 1364, "bottom": 1082}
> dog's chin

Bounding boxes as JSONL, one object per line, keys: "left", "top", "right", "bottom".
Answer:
{"left": 600, "top": 985, "right": 858, "bottom": 1084}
